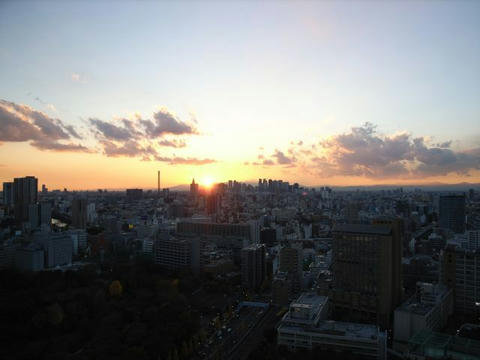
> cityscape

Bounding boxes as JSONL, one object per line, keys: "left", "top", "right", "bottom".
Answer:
{"left": 1, "top": 1, "right": 480, "bottom": 360}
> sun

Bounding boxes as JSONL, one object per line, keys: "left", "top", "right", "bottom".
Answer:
{"left": 201, "top": 176, "right": 215, "bottom": 188}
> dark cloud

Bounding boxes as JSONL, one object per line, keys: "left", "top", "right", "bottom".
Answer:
{"left": 412, "top": 137, "right": 480, "bottom": 176}
{"left": 0, "top": 99, "right": 87, "bottom": 152}
{"left": 90, "top": 118, "right": 132, "bottom": 141}
{"left": 141, "top": 108, "right": 197, "bottom": 137}
{"left": 262, "top": 159, "right": 275, "bottom": 166}
{"left": 100, "top": 140, "right": 156, "bottom": 158}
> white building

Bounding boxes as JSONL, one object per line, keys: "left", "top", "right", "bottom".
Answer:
{"left": 277, "top": 293, "right": 387, "bottom": 359}
{"left": 393, "top": 282, "right": 453, "bottom": 351}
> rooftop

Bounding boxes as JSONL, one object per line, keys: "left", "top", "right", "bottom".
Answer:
{"left": 279, "top": 319, "right": 381, "bottom": 341}
{"left": 333, "top": 223, "right": 392, "bottom": 236}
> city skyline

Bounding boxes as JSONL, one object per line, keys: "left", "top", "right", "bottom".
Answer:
{"left": 1, "top": 1, "right": 479, "bottom": 189}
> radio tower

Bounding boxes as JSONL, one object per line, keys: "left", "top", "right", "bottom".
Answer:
{"left": 157, "top": 170, "right": 160, "bottom": 196}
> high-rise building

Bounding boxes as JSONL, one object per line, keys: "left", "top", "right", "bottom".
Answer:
{"left": 71, "top": 198, "right": 88, "bottom": 229}
{"left": 241, "top": 244, "right": 266, "bottom": 291}
{"left": 279, "top": 244, "right": 303, "bottom": 294}
{"left": 13, "top": 176, "right": 38, "bottom": 222}
{"left": 2, "top": 182, "right": 14, "bottom": 206}
{"left": 190, "top": 179, "right": 199, "bottom": 197}
{"left": 39, "top": 201, "right": 52, "bottom": 227}
{"left": 440, "top": 244, "right": 480, "bottom": 315}
{"left": 331, "top": 223, "right": 402, "bottom": 329}
{"left": 439, "top": 195, "right": 466, "bottom": 234}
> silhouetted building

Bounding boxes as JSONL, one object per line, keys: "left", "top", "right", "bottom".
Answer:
{"left": 13, "top": 176, "right": 38, "bottom": 222}
{"left": 126, "top": 188, "right": 143, "bottom": 200}
{"left": 15, "top": 247, "right": 44, "bottom": 272}
{"left": 260, "top": 228, "right": 276, "bottom": 246}
{"left": 279, "top": 244, "right": 303, "bottom": 294}
{"left": 2, "top": 182, "right": 13, "bottom": 206}
{"left": 190, "top": 178, "right": 199, "bottom": 197}
{"left": 331, "top": 223, "right": 402, "bottom": 329}
{"left": 241, "top": 244, "right": 266, "bottom": 291}
{"left": 439, "top": 195, "right": 466, "bottom": 234}
{"left": 177, "top": 221, "right": 257, "bottom": 243}
{"left": 71, "top": 198, "right": 88, "bottom": 229}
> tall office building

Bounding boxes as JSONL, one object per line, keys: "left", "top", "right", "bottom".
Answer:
{"left": 13, "top": 176, "right": 38, "bottom": 222}
{"left": 332, "top": 223, "right": 402, "bottom": 329}
{"left": 2, "top": 182, "right": 14, "bottom": 206}
{"left": 373, "top": 217, "right": 404, "bottom": 308}
{"left": 439, "top": 195, "right": 466, "bottom": 234}
{"left": 241, "top": 244, "right": 266, "bottom": 291}
{"left": 71, "top": 198, "right": 88, "bottom": 229}
{"left": 440, "top": 244, "right": 480, "bottom": 314}
{"left": 279, "top": 244, "right": 303, "bottom": 294}
{"left": 190, "top": 178, "right": 199, "bottom": 197}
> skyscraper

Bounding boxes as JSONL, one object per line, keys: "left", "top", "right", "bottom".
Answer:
{"left": 2, "top": 182, "right": 13, "bottom": 206}
{"left": 13, "top": 176, "right": 38, "bottom": 222}
{"left": 71, "top": 198, "right": 88, "bottom": 229}
{"left": 331, "top": 223, "right": 402, "bottom": 329}
{"left": 439, "top": 195, "right": 466, "bottom": 234}
{"left": 241, "top": 244, "right": 266, "bottom": 291}
{"left": 279, "top": 243, "right": 303, "bottom": 294}
{"left": 190, "top": 178, "right": 199, "bottom": 197}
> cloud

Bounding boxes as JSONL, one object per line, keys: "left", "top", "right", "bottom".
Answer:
{"left": 90, "top": 118, "right": 132, "bottom": 141}
{"left": 273, "top": 149, "right": 295, "bottom": 165}
{"left": 91, "top": 107, "right": 208, "bottom": 162}
{"left": 249, "top": 123, "right": 480, "bottom": 179}
{"left": 153, "top": 155, "right": 216, "bottom": 165}
{"left": 158, "top": 139, "right": 187, "bottom": 148}
{"left": 71, "top": 73, "right": 87, "bottom": 83}
{"left": 141, "top": 108, "right": 197, "bottom": 137}
{"left": 31, "top": 140, "right": 90, "bottom": 152}
{"left": 412, "top": 137, "right": 480, "bottom": 176}
{"left": 168, "top": 157, "right": 216, "bottom": 165}
{"left": 0, "top": 99, "right": 215, "bottom": 164}
{"left": 0, "top": 99, "right": 87, "bottom": 152}
{"left": 251, "top": 149, "right": 296, "bottom": 166}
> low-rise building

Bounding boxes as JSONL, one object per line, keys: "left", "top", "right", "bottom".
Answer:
{"left": 277, "top": 293, "right": 387, "bottom": 359}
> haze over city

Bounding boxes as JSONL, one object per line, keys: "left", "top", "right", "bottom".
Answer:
{"left": 1, "top": 1, "right": 479, "bottom": 189}
{"left": 2, "top": 2, "right": 480, "bottom": 360}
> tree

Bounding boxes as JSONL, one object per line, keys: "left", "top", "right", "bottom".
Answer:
{"left": 109, "top": 280, "right": 123, "bottom": 297}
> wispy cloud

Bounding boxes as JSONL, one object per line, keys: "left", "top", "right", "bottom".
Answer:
{"left": 71, "top": 73, "right": 87, "bottom": 83}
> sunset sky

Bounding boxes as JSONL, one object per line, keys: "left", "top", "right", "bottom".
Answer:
{"left": 1, "top": 1, "right": 479, "bottom": 189}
